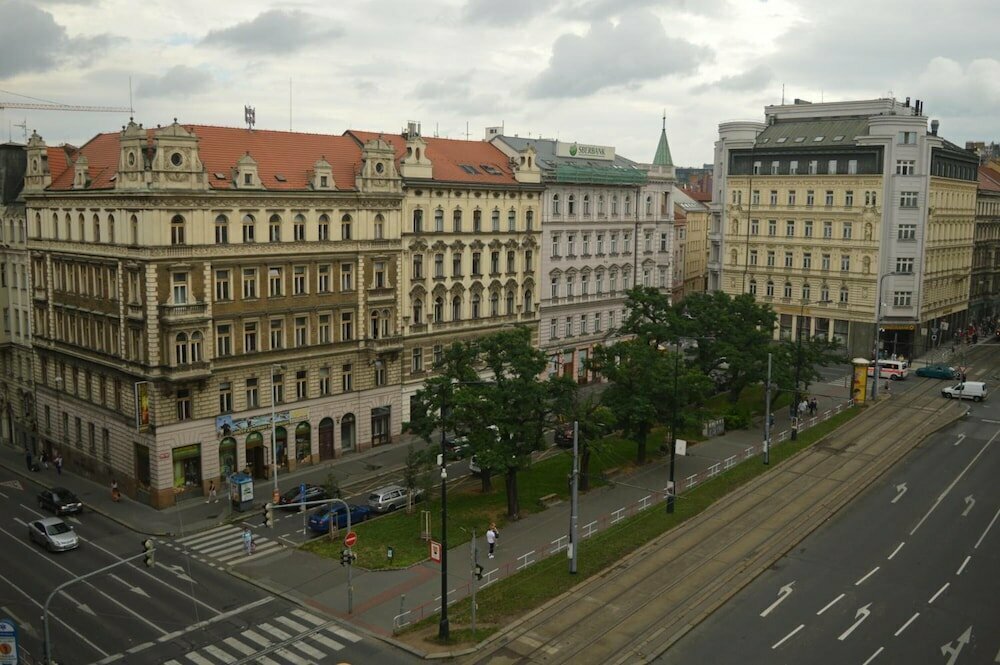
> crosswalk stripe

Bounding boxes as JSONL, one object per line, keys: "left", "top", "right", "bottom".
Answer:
{"left": 308, "top": 633, "right": 344, "bottom": 651}
{"left": 177, "top": 524, "right": 240, "bottom": 544}
{"left": 274, "top": 616, "right": 310, "bottom": 633}
{"left": 288, "top": 639, "right": 325, "bottom": 659}
{"left": 258, "top": 623, "right": 292, "bottom": 641}
{"left": 222, "top": 637, "right": 256, "bottom": 656}
{"left": 164, "top": 661, "right": 182, "bottom": 665}
{"left": 185, "top": 653, "right": 214, "bottom": 665}
{"left": 290, "top": 609, "right": 325, "bottom": 626}
{"left": 195, "top": 540, "right": 247, "bottom": 555}
{"left": 241, "top": 629, "right": 271, "bottom": 649}
{"left": 202, "top": 644, "right": 236, "bottom": 663}
{"left": 325, "top": 625, "right": 363, "bottom": 643}
{"left": 274, "top": 648, "right": 303, "bottom": 663}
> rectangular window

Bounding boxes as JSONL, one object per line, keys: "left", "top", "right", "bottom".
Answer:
{"left": 821, "top": 254, "right": 831, "bottom": 271}
{"left": 293, "top": 266, "right": 306, "bottom": 295}
{"left": 770, "top": 161, "right": 779, "bottom": 175}
{"left": 296, "top": 370, "right": 308, "bottom": 400}
{"left": 785, "top": 220, "right": 795, "bottom": 237}
{"left": 491, "top": 210, "right": 500, "bottom": 232}
{"left": 847, "top": 159, "right": 858, "bottom": 174}
{"left": 453, "top": 209, "right": 462, "bottom": 232}
{"left": 842, "top": 222, "right": 852, "bottom": 239}
{"left": 583, "top": 234, "right": 591, "bottom": 255}
{"left": 769, "top": 190, "right": 778, "bottom": 205}
{"left": 216, "top": 324, "right": 232, "bottom": 356}
{"left": 214, "top": 270, "right": 231, "bottom": 301}
{"left": 490, "top": 251, "right": 500, "bottom": 274}
{"left": 789, "top": 160, "right": 798, "bottom": 175}
{"left": 319, "top": 313, "right": 331, "bottom": 343}
{"left": 434, "top": 209, "right": 444, "bottom": 232}
{"left": 319, "top": 367, "right": 331, "bottom": 396}
{"left": 243, "top": 321, "right": 257, "bottom": 352}
{"left": 895, "top": 160, "right": 915, "bottom": 175}
{"left": 452, "top": 253, "right": 462, "bottom": 277}
{"left": 219, "top": 382, "right": 233, "bottom": 413}
{"left": 752, "top": 161, "right": 761, "bottom": 175}
{"left": 823, "top": 221, "right": 833, "bottom": 238}
{"left": 825, "top": 190, "right": 834, "bottom": 206}
{"left": 268, "top": 267, "right": 283, "bottom": 297}
{"left": 767, "top": 220, "right": 776, "bottom": 236}
{"left": 294, "top": 316, "right": 308, "bottom": 346}
{"left": 411, "top": 348, "right": 423, "bottom": 373}
{"left": 294, "top": 216, "right": 306, "bottom": 241}
{"left": 749, "top": 249, "right": 758, "bottom": 266}
{"left": 900, "top": 191, "right": 918, "bottom": 208}
{"left": 804, "top": 220, "right": 813, "bottom": 237}
{"left": 751, "top": 190, "right": 760, "bottom": 205}
{"left": 473, "top": 209, "right": 482, "bottom": 232}
{"left": 412, "top": 254, "right": 423, "bottom": 279}
{"left": 340, "top": 263, "right": 353, "bottom": 291}
{"left": 808, "top": 160, "right": 818, "bottom": 175}
{"left": 766, "top": 250, "right": 775, "bottom": 267}
{"left": 788, "top": 190, "right": 796, "bottom": 205}
{"left": 893, "top": 290, "right": 912, "bottom": 307}
{"left": 342, "top": 364, "right": 353, "bottom": 392}
{"left": 895, "top": 257, "right": 915, "bottom": 273}
{"left": 802, "top": 252, "right": 812, "bottom": 269}
{"left": 172, "top": 272, "right": 188, "bottom": 304}
{"left": 565, "top": 316, "right": 573, "bottom": 337}
{"left": 898, "top": 224, "right": 917, "bottom": 240}
{"left": 374, "top": 261, "right": 386, "bottom": 288}
{"left": 828, "top": 160, "right": 837, "bottom": 174}
{"left": 784, "top": 251, "right": 793, "bottom": 268}
{"left": 242, "top": 268, "right": 257, "bottom": 299}
{"left": 898, "top": 131, "right": 917, "bottom": 145}
{"left": 243, "top": 220, "right": 255, "bottom": 243}
{"left": 340, "top": 312, "right": 353, "bottom": 341}
{"left": 840, "top": 255, "right": 851, "bottom": 272}
{"left": 750, "top": 219, "right": 759, "bottom": 235}
{"left": 433, "top": 344, "right": 443, "bottom": 366}
{"left": 806, "top": 190, "right": 815, "bottom": 206}
{"left": 246, "top": 377, "right": 259, "bottom": 407}
{"left": 845, "top": 190, "right": 854, "bottom": 207}
{"left": 580, "top": 314, "right": 588, "bottom": 334}
{"left": 272, "top": 373, "right": 284, "bottom": 404}
{"left": 508, "top": 210, "right": 516, "bottom": 231}
{"left": 318, "top": 264, "right": 331, "bottom": 292}
{"left": 549, "top": 318, "right": 558, "bottom": 340}
{"left": 176, "top": 389, "right": 192, "bottom": 421}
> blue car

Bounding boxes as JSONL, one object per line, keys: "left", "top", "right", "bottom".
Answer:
{"left": 307, "top": 504, "right": 372, "bottom": 534}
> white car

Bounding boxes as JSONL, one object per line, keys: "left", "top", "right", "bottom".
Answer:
{"left": 29, "top": 517, "right": 79, "bottom": 552}
{"left": 367, "top": 484, "right": 424, "bottom": 513}
{"left": 941, "top": 381, "right": 987, "bottom": 402}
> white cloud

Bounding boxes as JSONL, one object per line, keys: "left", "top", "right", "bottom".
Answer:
{"left": 136, "top": 65, "right": 213, "bottom": 99}
{"left": 0, "top": 0, "right": 115, "bottom": 78}
{"left": 201, "top": 9, "right": 343, "bottom": 54}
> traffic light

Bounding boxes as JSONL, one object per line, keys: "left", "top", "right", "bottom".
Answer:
{"left": 264, "top": 502, "right": 274, "bottom": 528}
{"left": 340, "top": 549, "right": 357, "bottom": 566}
{"left": 474, "top": 563, "right": 484, "bottom": 580}
{"left": 142, "top": 538, "right": 155, "bottom": 568}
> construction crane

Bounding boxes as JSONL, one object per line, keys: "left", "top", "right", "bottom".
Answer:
{"left": 0, "top": 101, "right": 131, "bottom": 113}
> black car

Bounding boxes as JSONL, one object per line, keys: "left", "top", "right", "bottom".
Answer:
{"left": 443, "top": 435, "right": 471, "bottom": 460}
{"left": 38, "top": 487, "right": 83, "bottom": 515}
{"left": 277, "top": 484, "right": 331, "bottom": 510}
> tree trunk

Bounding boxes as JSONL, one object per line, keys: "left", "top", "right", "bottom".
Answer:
{"left": 636, "top": 427, "right": 648, "bottom": 466}
{"left": 504, "top": 469, "right": 520, "bottom": 519}
{"left": 479, "top": 470, "right": 492, "bottom": 493}
{"left": 580, "top": 448, "right": 591, "bottom": 492}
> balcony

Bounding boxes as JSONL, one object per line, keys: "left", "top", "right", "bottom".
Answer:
{"left": 158, "top": 302, "right": 209, "bottom": 323}
{"left": 368, "top": 287, "right": 395, "bottom": 302}
{"left": 162, "top": 362, "right": 212, "bottom": 382}
{"left": 367, "top": 335, "right": 404, "bottom": 352}
{"left": 127, "top": 303, "right": 144, "bottom": 320}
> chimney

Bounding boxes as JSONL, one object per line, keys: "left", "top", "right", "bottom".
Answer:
{"left": 904, "top": 96, "right": 910, "bottom": 107}
{"left": 930, "top": 119, "right": 939, "bottom": 136}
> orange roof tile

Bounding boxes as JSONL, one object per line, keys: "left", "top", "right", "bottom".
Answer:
{"left": 980, "top": 164, "right": 1000, "bottom": 191}
{"left": 346, "top": 130, "right": 521, "bottom": 186}
{"left": 45, "top": 145, "right": 75, "bottom": 185}
{"left": 47, "top": 125, "right": 363, "bottom": 192}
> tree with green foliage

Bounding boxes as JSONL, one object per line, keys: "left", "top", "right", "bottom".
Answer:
{"left": 619, "top": 286, "right": 685, "bottom": 345}
{"left": 557, "top": 392, "right": 615, "bottom": 492}
{"left": 771, "top": 333, "right": 846, "bottom": 409}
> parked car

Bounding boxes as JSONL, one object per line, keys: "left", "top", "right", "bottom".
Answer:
{"left": 942, "top": 381, "right": 988, "bottom": 402}
{"left": 443, "top": 435, "right": 471, "bottom": 460}
{"left": 915, "top": 364, "right": 960, "bottom": 380}
{"left": 554, "top": 423, "right": 574, "bottom": 448}
{"left": 28, "top": 517, "right": 79, "bottom": 552}
{"left": 278, "top": 484, "right": 331, "bottom": 510}
{"left": 367, "top": 484, "right": 424, "bottom": 513}
{"left": 307, "top": 504, "right": 372, "bottom": 534}
{"left": 37, "top": 487, "right": 83, "bottom": 515}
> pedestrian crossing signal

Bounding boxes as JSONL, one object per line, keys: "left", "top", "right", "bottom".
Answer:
{"left": 474, "top": 563, "right": 484, "bottom": 580}
{"left": 264, "top": 502, "right": 274, "bottom": 528}
{"left": 142, "top": 538, "right": 155, "bottom": 567}
{"left": 340, "top": 549, "right": 356, "bottom": 566}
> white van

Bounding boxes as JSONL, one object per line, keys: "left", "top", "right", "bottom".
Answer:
{"left": 942, "top": 381, "right": 987, "bottom": 402}
{"left": 868, "top": 359, "right": 909, "bottom": 380}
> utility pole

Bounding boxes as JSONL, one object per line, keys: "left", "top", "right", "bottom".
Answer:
{"left": 569, "top": 420, "right": 579, "bottom": 574}
{"left": 667, "top": 342, "right": 680, "bottom": 513}
{"left": 438, "top": 387, "right": 450, "bottom": 641}
{"left": 764, "top": 353, "right": 772, "bottom": 464}
{"left": 470, "top": 528, "right": 478, "bottom": 635}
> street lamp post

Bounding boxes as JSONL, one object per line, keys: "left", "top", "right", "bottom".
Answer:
{"left": 792, "top": 299, "right": 831, "bottom": 440}
{"left": 270, "top": 363, "right": 284, "bottom": 504}
{"left": 872, "top": 272, "right": 897, "bottom": 401}
{"left": 667, "top": 340, "right": 680, "bottom": 514}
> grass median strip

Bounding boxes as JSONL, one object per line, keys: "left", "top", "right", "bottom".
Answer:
{"left": 409, "top": 406, "right": 859, "bottom": 643}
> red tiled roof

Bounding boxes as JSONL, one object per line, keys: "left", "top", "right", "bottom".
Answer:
{"left": 47, "top": 125, "right": 363, "bottom": 191}
{"left": 980, "top": 164, "right": 1000, "bottom": 191}
{"left": 45, "top": 145, "right": 75, "bottom": 185}
{"left": 346, "top": 130, "right": 520, "bottom": 186}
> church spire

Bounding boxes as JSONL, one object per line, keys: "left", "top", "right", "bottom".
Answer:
{"left": 653, "top": 111, "right": 673, "bottom": 167}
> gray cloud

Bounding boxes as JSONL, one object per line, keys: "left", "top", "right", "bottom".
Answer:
{"left": 136, "top": 65, "right": 213, "bottom": 99}
{"left": 694, "top": 65, "right": 773, "bottom": 93}
{"left": 0, "top": 0, "right": 115, "bottom": 78}
{"left": 564, "top": 0, "right": 732, "bottom": 18}
{"left": 528, "top": 11, "right": 709, "bottom": 99}
{"left": 413, "top": 72, "right": 509, "bottom": 117}
{"left": 461, "top": 0, "right": 551, "bottom": 25}
{"left": 201, "top": 9, "right": 342, "bottom": 54}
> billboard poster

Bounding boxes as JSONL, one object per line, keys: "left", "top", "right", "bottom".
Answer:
{"left": 851, "top": 361, "right": 868, "bottom": 404}
{"left": 215, "top": 408, "right": 308, "bottom": 438}
{"left": 135, "top": 381, "right": 151, "bottom": 432}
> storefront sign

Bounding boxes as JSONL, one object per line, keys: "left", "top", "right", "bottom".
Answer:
{"left": 215, "top": 408, "right": 308, "bottom": 438}
{"left": 135, "top": 381, "right": 151, "bottom": 432}
{"left": 556, "top": 141, "right": 615, "bottom": 161}
{"left": 0, "top": 619, "right": 18, "bottom": 665}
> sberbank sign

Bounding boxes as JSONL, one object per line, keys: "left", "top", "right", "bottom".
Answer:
{"left": 556, "top": 141, "right": 615, "bottom": 161}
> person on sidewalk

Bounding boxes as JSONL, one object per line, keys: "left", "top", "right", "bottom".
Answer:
{"left": 486, "top": 522, "right": 499, "bottom": 559}
{"left": 808, "top": 398, "right": 818, "bottom": 416}
{"left": 25, "top": 450, "right": 33, "bottom": 471}
{"left": 243, "top": 527, "right": 255, "bottom": 555}
{"left": 40, "top": 450, "right": 49, "bottom": 470}
{"left": 111, "top": 479, "right": 121, "bottom": 502}
{"left": 206, "top": 480, "right": 218, "bottom": 503}
{"left": 54, "top": 453, "right": 63, "bottom": 475}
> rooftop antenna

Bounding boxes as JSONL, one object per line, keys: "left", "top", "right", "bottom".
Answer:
{"left": 289, "top": 78, "right": 292, "bottom": 132}
{"left": 244, "top": 105, "right": 255, "bottom": 131}
{"left": 128, "top": 76, "right": 134, "bottom": 116}
{"left": 14, "top": 118, "right": 27, "bottom": 143}
{"left": 662, "top": 108, "right": 666, "bottom": 130}
{"left": 465, "top": 121, "right": 470, "bottom": 141}
{"left": 781, "top": 83, "right": 785, "bottom": 105}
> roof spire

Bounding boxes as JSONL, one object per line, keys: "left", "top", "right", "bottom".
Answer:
{"left": 653, "top": 114, "right": 673, "bottom": 167}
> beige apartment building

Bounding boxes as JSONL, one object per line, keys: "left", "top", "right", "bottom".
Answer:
{"left": 24, "top": 121, "right": 406, "bottom": 507}
{"left": 673, "top": 186, "right": 710, "bottom": 301}
{"left": 971, "top": 163, "right": 1000, "bottom": 323}
{"left": 713, "top": 98, "right": 978, "bottom": 358}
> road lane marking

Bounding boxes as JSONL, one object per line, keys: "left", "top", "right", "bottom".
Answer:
{"left": 12, "top": 517, "right": 26, "bottom": 526}
{"left": 0, "top": 570, "right": 109, "bottom": 658}
{"left": 126, "top": 642, "right": 155, "bottom": 653}
{"left": 816, "top": 593, "right": 845, "bottom": 615}
{"left": 0, "top": 490, "right": 7, "bottom": 499}
{"left": 771, "top": 624, "right": 805, "bottom": 649}
{"left": 176, "top": 523, "right": 241, "bottom": 543}
{"left": 956, "top": 555, "right": 971, "bottom": 575}
{"left": 154, "top": 597, "right": 274, "bottom": 644}
{"left": 838, "top": 603, "right": 872, "bottom": 641}
{"left": 223, "top": 637, "right": 256, "bottom": 656}
{"left": 288, "top": 639, "right": 325, "bottom": 659}
{"left": 274, "top": 616, "right": 310, "bottom": 633}
{"left": 895, "top": 612, "right": 920, "bottom": 636}
{"left": 975, "top": 506, "right": 1000, "bottom": 549}
{"left": 759, "top": 582, "right": 795, "bottom": 617}
{"left": 862, "top": 647, "right": 884, "bottom": 665}
{"left": 326, "top": 624, "right": 362, "bottom": 643}
{"left": 911, "top": 431, "right": 997, "bottom": 535}
{"left": 309, "top": 632, "right": 344, "bottom": 651}
{"left": 185, "top": 653, "right": 214, "bottom": 665}
{"left": 855, "top": 566, "right": 880, "bottom": 586}
{"left": 887, "top": 542, "right": 905, "bottom": 560}
{"left": 241, "top": 629, "right": 272, "bottom": 648}
{"left": 258, "top": 623, "right": 292, "bottom": 641}
{"left": 928, "top": 583, "right": 949, "bottom": 604}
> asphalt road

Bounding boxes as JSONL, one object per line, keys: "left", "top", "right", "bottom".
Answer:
{"left": 661, "top": 383, "right": 999, "bottom": 664}
{"left": 0, "top": 468, "right": 417, "bottom": 665}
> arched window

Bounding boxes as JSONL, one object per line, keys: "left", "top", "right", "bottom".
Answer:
{"left": 170, "top": 215, "right": 185, "bottom": 245}
{"left": 567, "top": 194, "right": 576, "bottom": 215}
{"left": 341, "top": 214, "right": 352, "bottom": 240}
{"left": 107, "top": 214, "right": 115, "bottom": 243}
{"left": 77, "top": 213, "right": 85, "bottom": 240}
{"left": 412, "top": 298, "right": 423, "bottom": 324}
{"left": 318, "top": 213, "right": 330, "bottom": 240}
{"left": 130, "top": 214, "right": 138, "bottom": 245}
{"left": 434, "top": 297, "right": 443, "bottom": 322}
{"left": 374, "top": 213, "right": 385, "bottom": 240}
{"left": 766, "top": 280, "right": 775, "bottom": 297}
{"left": 293, "top": 213, "right": 306, "bottom": 241}
{"left": 242, "top": 213, "right": 256, "bottom": 243}
{"left": 583, "top": 195, "right": 591, "bottom": 215}
{"left": 505, "top": 290, "right": 514, "bottom": 313}
{"left": 552, "top": 194, "right": 561, "bottom": 215}
{"left": 381, "top": 308, "right": 390, "bottom": 337}
{"left": 174, "top": 332, "right": 188, "bottom": 365}
{"left": 34, "top": 213, "right": 41, "bottom": 238}
{"left": 370, "top": 311, "right": 380, "bottom": 339}
{"left": 64, "top": 213, "right": 71, "bottom": 240}
{"left": 490, "top": 292, "right": 499, "bottom": 316}
{"left": 525, "top": 209, "right": 534, "bottom": 231}
{"left": 412, "top": 209, "right": 423, "bottom": 233}
{"left": 93, "top": 214, "right": 101, "bottom": 243}
{"left": 783, "top": 281, "right": 792, "bottom": 298}
{"left": 215, "top": 214, "right": 229, "bottom": 244}
{"left": 839, "top": 285, "right": 849, "bottom": 303}
{"left": 802, "top": 283, "right": 811, "bottom": 301}
{"left": 523, "top": 289, "right": 533, "bottom": 313}
{"left": 269, "top": 213, "right": 281, "bottom": 242}
{"left": 471, "top": 293, "right": 481, "bottom": 319}
{"left": 451, "top": 296, "right": 462, "bottom": 321}
{"left": 749, "top": 278, "right": 757, "bottom": 295}
{"left": 645, "top": 195, "right": 652, "bottom": 215}
{"left": 624, "top": 196, "right": 632, "bottom": 215}
{"left": 598, "top": 195, "right": 605, "bottom": 215}
{"left": 190, "top": 331, "right": 203, "bottom": 362}
{"left": 821, "top": 284, "right": 830, "bottom": 302}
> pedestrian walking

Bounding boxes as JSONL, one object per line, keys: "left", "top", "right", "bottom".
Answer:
{"left": 798, "top": 399, "right": 808, "bottom": 416}
{"left": 243, "top": 527, "right": 255, "bottom": 555}
{"left": 809, "top": 398, "right": 818, "bottom": 416}
{"left": 111, "top": 479, "right": 121, "bottom": 502}
{"left": 486, "top": 522, "right": 499, "bottom": 559}
{"left": 54, "top": 453, "right": 63, "bottom": 475}
{"left": 206, "top": 480, "right": 218, "bottom": 503}
{"left": 40, "top": 450, "right": 49, "bottom": 470}
{"left": 25, "top": 450, "right": 33, "bottom": 471}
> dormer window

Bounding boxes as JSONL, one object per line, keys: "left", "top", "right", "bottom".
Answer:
{"left": 170, "top": 152, "right": 183, "bottom": 167}
{"left": 244, "top": 173, "right": 252, "bottom": 185}
{"left": 375, "top": 162, "right": 385, "bottom": 174}
{"left": 127, "top": 152, "right": 136, "bottom": 167}
{"left": 320, "top": 175, "right": 328, "bottom": 187}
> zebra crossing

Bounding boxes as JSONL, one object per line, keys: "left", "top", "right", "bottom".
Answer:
{"left": 158, "top": 608, "right": 361, "bottom": 665}
{"left": 165, "top": 523, "right": 283, "bottom": 567}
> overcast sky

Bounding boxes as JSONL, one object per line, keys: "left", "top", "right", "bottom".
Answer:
{"left": 1, "top": 0, "right": 997, "bottom": 168}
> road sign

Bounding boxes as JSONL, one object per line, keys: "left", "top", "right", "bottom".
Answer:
{"left": 430, "top": 539, "right": 442, "bottom": 563}
{"left": 344, "top": 531, "right": 358, "bottom": 548}
{"left": 0, "top": 619, "right": 18, "bottom": 665}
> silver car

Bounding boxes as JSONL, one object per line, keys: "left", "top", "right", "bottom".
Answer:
{"left": 367, "top": 484, "right": 424, "bottom": 513}
{"left": 29, "top": 517, "right": 79, "bottom": 552}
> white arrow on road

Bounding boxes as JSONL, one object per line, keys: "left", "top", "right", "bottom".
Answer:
{"left": 963, "top": 495, "right": 975, "bottom": 517}
{"left": 759, "top": 581, "right": 795, "bottom": 617}
{"left": 954, "top": 434, "right": 966, "bottom": 446}
{"left": 157, "top": 562, "right": 196, "bottom": 584}
{"left": 1, "top": 606, "right": 35, "bottom": 637}
{"left": 892, "top": 483, "right": 908, "bottom": 504}
{"left": 837, "top": 603, "right": 872, "bottom": 641}
{"left": 108, "top": 573, "right": 150, "bottom": 598}
{"left": 60, "top": 589, "right": 95, "bottom": 616}
{"left": 941, "top": 626, "right": 972, "bottom": 665}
